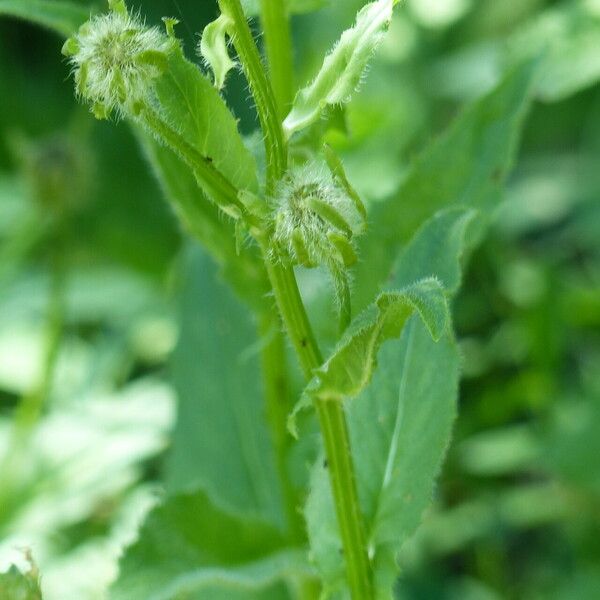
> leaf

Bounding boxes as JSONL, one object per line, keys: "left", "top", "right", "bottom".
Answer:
{"left": 0, "top": 564, "right": 43, "bottom": 600}
{"left": 199, "top": 13, "right": 236, "bottom": 91}
{"left": 357, "top": 326, "right": 460, "bottom": 594}
{"left": 290, "top": 277, "right": 449, "bottom": 434}
{"left": 306, "top": 279, "right": 448, "bottom": 403}
{"left": 154, "top": 47, "right": 259, "bottom": 193}
{"left": 391, "top": 207, "right": 476, "bottom": 296}
{"left": 305, "top": 206, "right": 472, "bottom": 596}
{"left": 110, "top": 489, "right": 306, "bottom": 600}
{"left": 283, "top": 0, "right": 395, "bottom": 137}
{"left": 165, "top": 245, "right": 283, "bottom": 526}
{"left": 136, "top": 131, "right": 268, "bottom": 309}
{"left": 354, "top": 60, "right": 538, "bottom": 311}
{"left": 508, "top": 2, "right": 600, "bottom": 102}
{"left": 0, "top": 0, "right": 90, "bottom": 37}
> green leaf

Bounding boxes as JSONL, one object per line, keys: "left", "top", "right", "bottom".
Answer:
{"left": 354, "top": 60, "right": 538, "bottom": 311}
{"left": 290, "top": 278, "right": 449, "bottom": 433}
{"left": 391, "top": 207, "right": 476, "bottom": 296}
{"left": 0, "top": 0, "right": 90, "bottom": 37}
{"left": 283, "top": 0, "right": 395, "bottom": 137}
{"left": 111, "top": 489, "right": 306, "bottom": 600}
{"left": 304, "top": 206, "right": 472, "bottom": 596}
{"left": 199, "top": 14, "right": 236, "bottom": 91}
{"left": 508, "top": 2, "right": 600, "bottom": 102}
{"left": 154, "top": 47, "right": 259, "bottom": 193}
{"left": 136, "top": 131, "right": 268, "bottom": 309}
{"left": 0, "top": 564, "right": 43, "bottom": 600}
{"left": 306, "top": 325, "right": 460, "bottom": 596}
{"left": 165, "top": 246, "right": 283, "bottom": 526}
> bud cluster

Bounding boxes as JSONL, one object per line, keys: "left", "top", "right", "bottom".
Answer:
{"left": 62, "top": 1, "right": 175, "bottom": 119}
{"left": 271, "top": 164, "right": 365, "bottom": 271}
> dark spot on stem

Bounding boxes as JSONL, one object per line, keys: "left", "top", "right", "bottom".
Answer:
{"left": 300, "top": 337, "right": 307, "bottom": 347}
{"left": 323, "top": 458, "right": 328, "bottom": 469}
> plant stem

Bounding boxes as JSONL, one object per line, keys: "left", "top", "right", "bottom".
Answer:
{"left": 218, "top": 0, "right": 287, "bottom": 191}
{"left": 259, "top": 0, "right": 294, "bottom": 117}
{"left": 263, "top": 253, "right": 374, "bottom": 600}
{"left": 139, "top": 104, "right": 251, "bottom": 222}
{"left": 221, "top": 3, "right": 372, "bottom": 593}
{"left": 259, "top": 312, "right": 304, "bottom": 542}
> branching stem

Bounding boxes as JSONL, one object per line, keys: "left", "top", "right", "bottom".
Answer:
{"left": 220, "top": 3, "right": 374, "bottom": 595}
{"left": 218, "top": 0, "right": 287, "bottom": 191}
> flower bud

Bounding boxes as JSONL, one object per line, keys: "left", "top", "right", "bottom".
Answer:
{"left": 271, "top": 164, "right": 365, "bottom": 270}
{"left": 62, "top": 2, "right": 175, "bottom": 119}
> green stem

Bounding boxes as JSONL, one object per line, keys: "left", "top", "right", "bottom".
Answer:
{"left": 0, "top": 232, "right": 66, "bottom": 524}
{"left": 139, "top": 105, "right": 251, "bottom": 222}
{"left": 16, "top": 231, "right": 66, "bottom": 428}
{"left": 263, "top": 251, "right": 373, "bottom": 600}
{"left": 259, "top": 0, "right": 294, "bottom": 117}
{"left": 220, "top": 3, "right": 372, "bottom": 593}
{"left": 259, "top": 312, "right": 303, "bottom": 542}
{"left": 218, "top": 0, "right": 287, "bottom": 191}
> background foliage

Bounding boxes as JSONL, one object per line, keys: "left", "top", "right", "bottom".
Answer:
{"left": 0, "top": 0, "right": 599, "bottom": 598}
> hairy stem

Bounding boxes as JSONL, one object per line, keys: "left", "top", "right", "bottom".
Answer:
{"left": 220, "top": 3, "right": 372, "bottom": 593}
{"left": 260, "top": 0, "right": 294, "bottom": 117}
{"left": 139, "top": 104, "right": 251, "bottom": 221}
{"left": 263, "top": 252, "right": 374, "bottom": 600}
{"left": 218, "top": 0, "right": 287, "bottom": 191}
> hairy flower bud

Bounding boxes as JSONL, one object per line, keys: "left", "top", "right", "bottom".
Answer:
{"left": 62, "top": 1, "right": 175, "bottom": 119}
{"left": 271, "top": 164, "right": 365, "bottom": 270}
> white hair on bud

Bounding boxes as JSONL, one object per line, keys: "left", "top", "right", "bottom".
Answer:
{"left": 270, "top": 163, "right": 364, "bottom": 269}
{"left": 64, "top": 8, "right": 174, "bottom": 118}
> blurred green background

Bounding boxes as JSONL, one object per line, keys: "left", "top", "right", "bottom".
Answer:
{"left": 1, "top": 0, "right": 599, "bottom": 598}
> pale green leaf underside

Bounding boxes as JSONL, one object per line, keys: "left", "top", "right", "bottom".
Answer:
{"left": 165, "top": 246, "right": 283, "bottom": 525}
{"left": 354, "top": 60, "right": 538, "bottom": 311}
{"left": 199, "top": 14, "right": 236, "bottom": 90}
{"left": 307, "top": 325, "right": 460, "bottom": 597}
{"left": 0, "top": 0, "right": 90, "bottom": 37}
{"left": 283, "top": 0, "right": 395, "bottom": 137}
{"left": 154, "top": 48, "right": 258, "bottom": 193}
{"left": 111, "top": 489, "right": 305, "bottom": 600}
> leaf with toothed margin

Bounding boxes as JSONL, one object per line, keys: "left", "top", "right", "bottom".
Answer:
{"left": 303, "top": 207, "right": 474, "bottom": 597}
{"left": 353, "top": 60, "right": 539, "bottom": 312}
{"left": 283, "top": 0, "right": 396, "bottom": 137}
{"left": 288, "top": 277, "right": 450, "bottom": 435}
{"left": 0, "top": 0, "right": 90, "bottom": 37}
